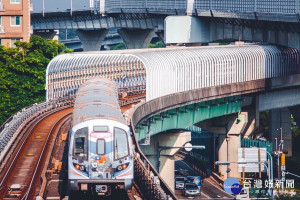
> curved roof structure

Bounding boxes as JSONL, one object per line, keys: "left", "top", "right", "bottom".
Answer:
{"left": 46, "top": 44, "right": 300, "bottom": 101}
{"left": 73, "top": 78, "right": 125, "bottom": 126}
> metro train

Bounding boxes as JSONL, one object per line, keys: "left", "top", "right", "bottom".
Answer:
{"left": 68, "top": 78, "right": 134, "bottom": 196}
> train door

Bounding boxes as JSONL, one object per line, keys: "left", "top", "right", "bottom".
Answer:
{"left": 89, "top": 125, "right": 113, "bottom": 180}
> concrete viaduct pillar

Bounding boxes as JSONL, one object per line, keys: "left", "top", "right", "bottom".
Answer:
{"left": 199, "top": 112, "right": 253, "bottom": 179}
{"left": 140, "top": 131, "right": 191, "bottom": 192}
{"left": 118, "top": 28, "right": 155, "bottom": 49}
{"left": 269, "top": 108, "right": 292, "bottom": 157}
{"left": 75, "top": 29, "right": 109, "bottom": 51}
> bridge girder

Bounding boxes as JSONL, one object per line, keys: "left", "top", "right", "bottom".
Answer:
{"left": 135, "top": 96, "right": 242, "bottom": 141}
{"left": 31, "top": 12, "right": 164, "bottom": 30}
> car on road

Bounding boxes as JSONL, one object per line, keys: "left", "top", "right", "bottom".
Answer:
{"left": 182, "top": 183, "right": 201, "bottom": 197}
{"left": 236, "top": 188, "right": 249, "bottom": 199}
{"left": 186, "top": 176, "right": 202, "bottom": 189}
{"left": 175, "top": 177, "right": 186, "bottom": 190}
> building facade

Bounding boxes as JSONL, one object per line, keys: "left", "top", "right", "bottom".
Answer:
{"left": 0, "top": 0, "right": 31, "bottom": 47}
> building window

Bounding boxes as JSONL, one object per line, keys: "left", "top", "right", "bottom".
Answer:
{"left": 10, "top": 16, "right": 20, "bottom": 26}
{"left": 0, "top": 39, "right": 2, "bottom": 45}
{"left": 11, "top": 38, "right": 21, "bottom": 47}
{"left": 10, "top": 0, "right": 21, "bottom": 4}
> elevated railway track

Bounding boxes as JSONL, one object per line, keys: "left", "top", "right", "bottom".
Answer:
{"left": 0, "top": 89, "right": 175, "bottom": 199}
{"left": 0, "top": 106, "right": 73, "bottom": 199}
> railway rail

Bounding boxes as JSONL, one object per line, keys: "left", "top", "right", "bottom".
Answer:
{"left": 0, "top": 89, "right": 176, "bottom": 200}
{"left": 0, "top": 107, "right": 72, "bottom": 199}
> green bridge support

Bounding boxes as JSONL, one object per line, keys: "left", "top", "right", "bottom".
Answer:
{"left": 135, "top": 96, "right": 242, "bottom": 141}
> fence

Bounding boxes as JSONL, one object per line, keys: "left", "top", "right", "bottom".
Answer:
{"left": 241, "top": 138, "right": 273, "bottom": 154}
{"left": 0, "top": 96, "right": 74, "bottom": 163}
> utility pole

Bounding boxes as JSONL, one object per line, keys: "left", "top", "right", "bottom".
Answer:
{"left": 276, "top": 128, "right": 284, "bottom": 179}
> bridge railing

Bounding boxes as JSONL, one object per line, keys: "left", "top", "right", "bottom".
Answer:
{"left": 105, "top": 0, "right": 187, "bottom": 13}
{"left": 0, "top": 96, "right": 74, "bottom": 163}
{"left": 194, "top": 0, "right": 298, "bottom": 14}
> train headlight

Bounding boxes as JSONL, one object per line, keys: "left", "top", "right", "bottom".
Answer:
{"left": 116, "top": 163, "right": 129, "bottom": 172}
{"left": 73, "top": 163, "right": 86, "bottom": 172}
{"left": 75, "top": 164, "right": 80, "bottom": 170}
{"left": 122, "top": 164, "right": 127, "bottom": 169}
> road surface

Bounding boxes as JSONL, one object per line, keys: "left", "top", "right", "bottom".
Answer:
{"left": 175, "top": 156, "right": 234, "bottom": 200}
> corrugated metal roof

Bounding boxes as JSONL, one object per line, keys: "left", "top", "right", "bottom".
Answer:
{"left": 46, "top": 44, "right": 300, "bottom": 101}
{"left": 72, "top": 78, "right": 126, "bottom": 126}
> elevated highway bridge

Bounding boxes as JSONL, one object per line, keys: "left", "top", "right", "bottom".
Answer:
{"left": 31, "top": 0, "right": 300, "bottom": 51}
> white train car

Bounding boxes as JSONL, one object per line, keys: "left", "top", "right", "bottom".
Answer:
{"left": 68, "top": 78, "right": 133, "bottom": 196}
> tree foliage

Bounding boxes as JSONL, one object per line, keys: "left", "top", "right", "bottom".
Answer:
{"left": 0, "top": 35, "right": 72, "bottom": 124}
{"left": 149, "top": 41, "right": 165, "bottom": 48}
{"left": 110, "top": 41, "right": 165, "bottom": 50}
{"left": 110, "top": 42, "right": 126, "bottom": 50}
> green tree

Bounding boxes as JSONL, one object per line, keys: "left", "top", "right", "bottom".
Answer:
{"left": 149, "top": 41, "right": 165, "bottom": 48}
{"left": 0, "top": 36, "right": 72, "bottom": 124}
{"left": 110, "top": 42, "right": 126, "bottom": 50}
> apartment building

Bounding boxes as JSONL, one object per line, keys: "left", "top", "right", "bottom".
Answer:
{"left": 0, "top": 0, "right": 31, "bottom": 47}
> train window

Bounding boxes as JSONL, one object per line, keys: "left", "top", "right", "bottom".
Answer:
{"left": 97, "top": 139, "right": 105, "bottom": 155}
{"left": 73, "top": 127, "right": 88, "bottom": 160}
{"left": 93, "top": 126, "right": 109, "bottom": 132}
{"left": 114, "top": 127, "right": 129, "bottom": 160}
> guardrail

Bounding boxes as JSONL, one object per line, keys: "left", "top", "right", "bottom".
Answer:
{"left": 0, "top": 96, "right": 74, "bottom": 164}
{"left": 89, "top": 0, "right": 300, "bottom": 16}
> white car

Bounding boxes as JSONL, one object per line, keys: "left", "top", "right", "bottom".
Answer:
{"left": 182, "top": 183, "right": 201, "bottom": 197}
{"left": 236, "top": 188, "right": 250, "bottom": 199}
{"left": 175, "top": 177, "right": 186, "bottom": 190}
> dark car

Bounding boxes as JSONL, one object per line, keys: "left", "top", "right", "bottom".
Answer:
{"left": 182, "top": 183, "right": 201, "bottom": 196}
{"left": 186, "top": 176, "right": 202, "bottom": 189}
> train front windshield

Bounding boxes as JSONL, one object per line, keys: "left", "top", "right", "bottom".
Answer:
{"left": 74, "top": 127, "right": 88, "bottom": 160}
{"left": 114, "top": 127, "right": 129, "bottom": 160}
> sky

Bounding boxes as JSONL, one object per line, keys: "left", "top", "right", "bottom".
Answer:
{"left": 31, "top": 0, "right": 91, "bottom": 13}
